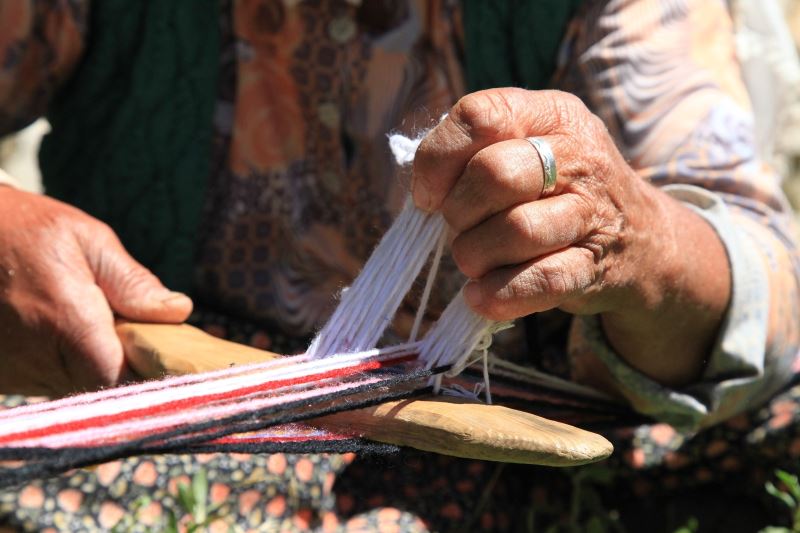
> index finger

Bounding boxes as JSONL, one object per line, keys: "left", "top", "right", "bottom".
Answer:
{"left": 411, "top": 88, "right": 573, "bottom": 212}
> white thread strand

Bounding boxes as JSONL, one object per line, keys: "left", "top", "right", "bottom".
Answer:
{"left": 482, "top": 348, "right": 492, "bottom": 404}
{"left": 432, "top": 374, "right": 443, "bottom": 395}
{"left": 409, "top": 229, "right": 447, "bottom": 343}
{"left": 388, "top": 133, "right": 423, "bottom": 166}
{"left": 307, "top": 199, "right": 444, "bottom": 357}
{"left": 307, "top": 131, "right": 507, "bottom": 404}
{"left": 418, "top": 290, "right": 494, "bottom": 373}
{"left": 486, "top": 354, "right": 615, "bottom": 401}
{"left": 0, "top": 343, "right": 421, "bottom": 437}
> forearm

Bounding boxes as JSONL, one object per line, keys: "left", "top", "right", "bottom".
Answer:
{"left": 599, "top": 184, "right": 731, "bottom": 387}
{"left": 554, "top": 0, "right": 799, "bottom": 427}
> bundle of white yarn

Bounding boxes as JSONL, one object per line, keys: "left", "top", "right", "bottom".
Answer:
{"left": 307, "top": 133, "right": 508, "bottom": 400}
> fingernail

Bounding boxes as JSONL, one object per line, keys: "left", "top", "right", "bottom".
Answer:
{"left": 463, "top": 282, "right": 482, "bottom": 307}
{"left": 160, "top": 291, "right": 191, "bottom": 305}
{"left": 411, "top": 187, "right": 431, "bottom": 213}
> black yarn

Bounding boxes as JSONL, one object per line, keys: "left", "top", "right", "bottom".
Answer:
{"left": 178, "top": 439, "right": 400, "bottom": 455}
{"left": 0, "top": 367, "right": 437, "bottom": 488}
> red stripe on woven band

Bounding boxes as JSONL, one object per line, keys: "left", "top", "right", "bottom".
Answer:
{"left": 0, "top": 354, "right": 416, "bottom": 446}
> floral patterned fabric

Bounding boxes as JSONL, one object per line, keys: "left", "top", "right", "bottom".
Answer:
{"left": 0, "top": 0, "right": 88, "bottom": 133}
{"left": 1, "top": 0, "right": 796, "bottom": 422}
{"left": 1, "top": 0, "right": 800, "bottom": 531}
{"left": 1, "top": 310, "right": 800, "bottom": 531}
{"left": 194, "top": 0, "right": 466, "bottom": 337}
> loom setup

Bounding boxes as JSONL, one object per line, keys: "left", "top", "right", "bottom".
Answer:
{"left": 0, "top": 136, "right": 614, "bottom": 489}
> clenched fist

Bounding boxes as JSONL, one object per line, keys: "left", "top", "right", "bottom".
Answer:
{"left": 413, "top": 89, "right": 731, "bottom": 387}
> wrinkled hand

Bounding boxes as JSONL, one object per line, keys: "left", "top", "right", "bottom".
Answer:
{"left": 0, "top": 187, "right": 192, "bottom": 396}
{"left": 413, "top": 89, "right": 730, "bottom": 386}
{"left": 413, "top": 88, "right": 659, "bottom": 318}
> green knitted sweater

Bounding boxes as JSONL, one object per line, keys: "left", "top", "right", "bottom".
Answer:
{"left": 40, "top": 0, "right": 582, "bottom": 293}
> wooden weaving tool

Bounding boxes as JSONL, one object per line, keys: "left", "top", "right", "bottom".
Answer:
{"left": 118, "top": 321, "right": 613, "bottom": 467}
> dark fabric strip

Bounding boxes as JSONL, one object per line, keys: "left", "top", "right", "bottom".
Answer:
{"left": 0, "top": 369, "right": 435, "bottom": 488}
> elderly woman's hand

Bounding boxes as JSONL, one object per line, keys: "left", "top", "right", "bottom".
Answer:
{"left": 412, "top": 88, "right": 731, "bottom": 387}
{"left": 0, "top": 187, "right": 193, "bottom": 396}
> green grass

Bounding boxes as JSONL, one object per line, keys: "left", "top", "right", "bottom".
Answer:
{"left": 762, "top": 470, "right": 800, "bottom": 533}
{"left": 112, "top": 468, "right": 238, "bottom": 533}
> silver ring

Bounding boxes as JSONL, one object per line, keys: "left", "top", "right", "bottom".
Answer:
{"left": 525, "top": 137, "right": 557, "bottom": 197}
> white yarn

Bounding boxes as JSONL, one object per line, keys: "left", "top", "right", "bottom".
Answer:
{"left": 307, "top": 132, "right": 441, "bottom": 357}
{"left": 439, "top": 382, "right": 487, "bottom": 402}
{"left": 308, "top": 132, "right": 509, "bottom": 403}
{"left": 487, "top": 354, "right": 617, "bottom": 401}
{"left": 418, "top": 291, "right": 494, "bottom": 374}
{"left": 408, "top": 230, "right": 446, "bottom": 343}
{"left": 306, "top": 199, "right": 445, "bottom": 357}
{"left": 421, "top": 294, "right": 513, "bottom": 403}
{"left": 387, "top": 133, "right": 424, "bottom": 166}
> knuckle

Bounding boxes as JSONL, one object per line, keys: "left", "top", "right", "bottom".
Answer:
{"left": 74, "top": 217, "right": 118, "bottom": 254}
{"left": 506, "top": 206, "right": 538, "bottom": 244}
{"left": 554, "top": 90, "right": 586, "bottom": 113}
{"left": 464, "top": 147, "right": 507, "bottom": 189}
{"left": 462, "top": 144, "right": 528, "bottom": 199}
{"left": 452, "top": 90, "right": 515, "bottom": 139}
{"left": 74, "top": 211, "right": 112, "bottom": 238}
{"left": 450, "top": 236, "right": 484, "bottom": 279}
{"left": 529, "top": 265, "right": 571, "bottom": 297}
{"left": 562, "top": 91, "right": 587, "bottom": 110}
{"left": 586, "top": 111, "right": 607, "bottom": 135}
{"left": 465, "top": 146, "right": 494, "bottom": 176}
{"left": 95, "top": 220, "right": 116, "bottom": 240}
{"left": 550, "top": 91, "right": 587, "bottom": 131}
{"left": 477, "top": 293, "right": 513, "bottom": 321}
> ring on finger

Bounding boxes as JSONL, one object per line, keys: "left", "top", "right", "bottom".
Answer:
{"left": 525, "top": 137, "right": 557, "bottom": 197}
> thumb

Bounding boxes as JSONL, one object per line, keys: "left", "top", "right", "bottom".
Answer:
{"left": 83, "top": 225, "right": 193, "bottom": 322}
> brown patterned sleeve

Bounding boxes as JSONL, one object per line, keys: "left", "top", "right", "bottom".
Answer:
{"left": 0, "top": 0, "right": 89, "bottom": 135}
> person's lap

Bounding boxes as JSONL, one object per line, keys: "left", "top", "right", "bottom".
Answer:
{"left": 2, "top": 311, "right": 798, "bottom": 532}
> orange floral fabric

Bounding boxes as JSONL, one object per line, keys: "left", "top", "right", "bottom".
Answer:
{"left": 194, "top": 0, "right": 467, "bottom": 337}
{"left": 0, "top": 0, "right": 798, "bottom": 430}
{"left": 0, "top": 0, "right": 87, "bottom": 134}
{"left": 229, "top": 0, "right": 306, "bottom": 175}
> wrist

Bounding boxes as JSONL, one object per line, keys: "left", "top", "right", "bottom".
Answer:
{"left": 599, "top": 184, "right": 731, "bottom": 386}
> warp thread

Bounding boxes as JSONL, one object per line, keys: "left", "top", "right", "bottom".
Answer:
{"left": 175, "top": 440, "right": 401, "bottom": 456}
{"left": 0, "top": 130, "right": 512, "bottom": 486}
{"left": 0, "top": 367, "right": 435, "bottom": 488}
{"left": 309, "top": 131, "right": 506, "bottom": 402}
